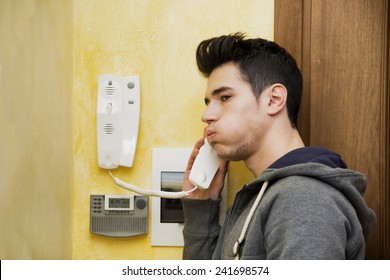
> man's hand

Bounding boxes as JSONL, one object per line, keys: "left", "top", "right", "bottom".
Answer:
{"left": 183, "top": 138, "right": 229, "bottom": 200}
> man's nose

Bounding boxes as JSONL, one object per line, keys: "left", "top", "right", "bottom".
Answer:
{"left": 201, "top": 102, "right": 218, "bottom": 124}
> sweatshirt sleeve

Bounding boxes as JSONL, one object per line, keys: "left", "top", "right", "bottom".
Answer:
{"left": 181, "top": 198, "right": 221, "bottom": 260}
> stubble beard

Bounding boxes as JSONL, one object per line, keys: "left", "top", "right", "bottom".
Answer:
{"left": 217, "top": 138, "right": 253, "bottom": 162}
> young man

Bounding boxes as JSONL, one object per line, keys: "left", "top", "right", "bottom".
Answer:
{"left": 181, "top": 33, "right": 376, "bottom": 260}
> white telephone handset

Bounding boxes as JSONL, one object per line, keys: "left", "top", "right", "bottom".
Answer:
{"left": 109, "top": 139, "right": 221, "bottom": 198}
{"left": 189, "top": 139, "right": 222, "bottom": 189}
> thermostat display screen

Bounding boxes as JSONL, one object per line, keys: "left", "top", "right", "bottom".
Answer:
{"left": 104, "top": 195, "right": 134, "bottom": 211}
{"left": 109, "top": 198, "right": 130, "bottom": 209}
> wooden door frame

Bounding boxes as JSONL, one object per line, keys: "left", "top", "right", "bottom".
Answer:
{"left": 274, "top": 0, "right": 389, "bottom": 259}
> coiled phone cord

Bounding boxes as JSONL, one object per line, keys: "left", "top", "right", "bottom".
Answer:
{"left": 109, "top": 171, "right": 198, "bottom": 199}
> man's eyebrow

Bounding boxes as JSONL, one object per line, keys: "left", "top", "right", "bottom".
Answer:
{"left": 211, "top": 86, "right": 233, "bottom": 96}
{"left": 204, "top": 86, "right": 233, "bottom": 105}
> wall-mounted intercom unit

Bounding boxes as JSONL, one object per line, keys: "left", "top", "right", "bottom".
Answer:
{"left": 97, "top": 74, "right": 140, "bottom": 169}
{"left": 90, "top": 194, "right": 148, "bottom": 237}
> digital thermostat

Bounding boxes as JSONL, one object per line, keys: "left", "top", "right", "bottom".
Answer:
{"left": 90, "top": 194, "right": 148, "bottom": 237}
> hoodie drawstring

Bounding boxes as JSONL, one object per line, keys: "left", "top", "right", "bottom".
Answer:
{"left": 233, "top": 181, "right": 269, "bottom": 260}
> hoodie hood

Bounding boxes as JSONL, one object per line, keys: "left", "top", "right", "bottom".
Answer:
{"left": 269, "top": 147, "right": 348, "bottom": 169}
{"left": 253, "top": 158, "right": 376, "bottom": 240}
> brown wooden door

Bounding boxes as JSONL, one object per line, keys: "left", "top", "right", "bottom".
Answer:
{"left": 275, "top": 0, "right": 389, "bottom": 259}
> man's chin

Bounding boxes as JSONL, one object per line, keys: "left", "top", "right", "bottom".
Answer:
{"left": 216, "top": 149, "right": 243, "bottom": 162}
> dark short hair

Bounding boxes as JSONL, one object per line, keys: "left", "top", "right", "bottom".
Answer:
{"left": 196, "top": 32, "right": 302, "bottom": 128}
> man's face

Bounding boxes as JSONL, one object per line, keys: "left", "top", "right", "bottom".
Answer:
{"left": 202, "top": 63, "right": 269, "bottom": 161}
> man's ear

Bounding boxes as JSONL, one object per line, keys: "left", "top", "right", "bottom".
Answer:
{"left": 266, "top": 83, "right": 287, "bottom": 116}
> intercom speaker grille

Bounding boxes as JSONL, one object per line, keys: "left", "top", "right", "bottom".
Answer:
{"left": 103, "top": 123, "right": 115, "bottom": 135}
{"left": 91, "top": 216, "right": 147, "bottom": 237}
{"left": 104, "top": 82, "right": 119, "bottom": 97}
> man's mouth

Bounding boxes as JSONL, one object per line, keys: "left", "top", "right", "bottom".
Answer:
{"left": 206, "top": 130, "right": 216, "bottom": 142}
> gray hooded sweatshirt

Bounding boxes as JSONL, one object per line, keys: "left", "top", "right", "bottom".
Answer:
{"left": 182, "top": 147, "right": 376, "bottom": 260}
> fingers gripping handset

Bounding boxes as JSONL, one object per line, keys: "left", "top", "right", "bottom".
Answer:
{"left": 189, "top": 139, "right": 222, "bottom": 189}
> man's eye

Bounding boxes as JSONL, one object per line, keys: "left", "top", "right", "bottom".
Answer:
{"left": 221, "top": 95, "right": 231, "bottom": 101}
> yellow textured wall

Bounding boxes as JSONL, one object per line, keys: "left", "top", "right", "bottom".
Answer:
{"left": 73, "top": 0, "right": 274, "bottom": 260}
{"left": 0, "top": 0, "right": 73, "bottom": 259}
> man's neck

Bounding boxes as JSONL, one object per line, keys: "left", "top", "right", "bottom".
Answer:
{"left": 245, "top": 128, "right": 305, "bottom": 177}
